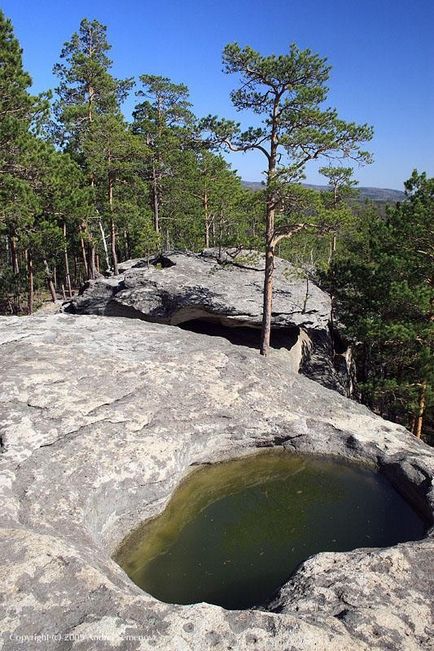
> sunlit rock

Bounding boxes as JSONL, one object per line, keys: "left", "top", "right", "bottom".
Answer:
{"left": 1, "top": 314, "right": 433, "bottom": 650}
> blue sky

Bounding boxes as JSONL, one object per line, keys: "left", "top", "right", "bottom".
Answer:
{"left": 3, "top": 0, "right": 434, "bottom": 189}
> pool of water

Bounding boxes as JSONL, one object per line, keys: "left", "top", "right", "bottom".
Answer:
{"left": 114, "top": 450, "right": 426, "bottom": 610}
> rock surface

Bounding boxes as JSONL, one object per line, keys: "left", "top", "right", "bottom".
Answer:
{"left": 1, "top": 314, "right": 433, "bottom": 650}
{"left": 65, "top": 249, "right": 353, "bottom": 395}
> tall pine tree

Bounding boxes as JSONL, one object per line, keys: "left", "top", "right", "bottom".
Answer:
{"left": 202, "top": 43, "right": 373, "bottom": 355}
{"left": 0, "top": 10, "right": 49, "bottom": 311}
{"left": 53, "top": 18, "right": 133, "bottom": 277}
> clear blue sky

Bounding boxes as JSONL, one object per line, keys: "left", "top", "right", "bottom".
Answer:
{"left": 3, "top": 0, "right": 434, "bottom": 189}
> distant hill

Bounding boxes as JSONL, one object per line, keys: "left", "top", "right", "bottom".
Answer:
{"left": 242, "top": 181, "right": 405, "bottom": 203}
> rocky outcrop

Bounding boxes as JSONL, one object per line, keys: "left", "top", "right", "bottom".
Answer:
{"left": 65, "top": 249, "right": 354, "bottom": 395}
{"left": 1, "top": 314, "right": 433, "bottom": 650}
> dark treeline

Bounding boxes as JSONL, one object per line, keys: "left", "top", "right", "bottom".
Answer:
{"left": 0, "top": 15, "right": 262, "bottom": 314}
{"left": 0, "top": 12, "right": 432, "bottom": 442}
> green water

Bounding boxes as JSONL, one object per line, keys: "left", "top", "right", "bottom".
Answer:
{"left": 114, "top": 450, "right": 426, "bottom": 610}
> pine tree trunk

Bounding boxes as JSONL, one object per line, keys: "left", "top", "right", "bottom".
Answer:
{"left": 328, "top": 233, "right": 337, "bottom": 265}
{"left": 88, "top": 245, "right": 97, "bottom": 280}
{"left": 413, "top": 381, "right": 427, "bottom": 439}
{"left": 10, "top": 235, "right": 19, "bottom": 274}
{"left": 87, "top": 168, "right": 97, "bottom": 279}
{"left": 204, "top": 191, "right": 210, "bottom": 248}
{"left": 5, "top": 235, "right": 10, "bottom": 265}
{"left": 260, "top": 218, "right": 275, "bottom": 356}
{"left": 152, "top": 164, "right": 160, "bottom": 233}
{"left": 111, "top": 217, "right": 118, "bottom": 275}
{"left": 63, "top": 223, "right": 73, "bottom": 298}
{"left": 260, "top": 116, "right": 278, "bottom": 356}
{"left": 108, "top": 168, "right": 118, "bottom": 276}
{"left": 98, "top": 218, "right": 111, "bottom": 272}
{"left": 27, "top": 250, "right": 33, "bottom": 315}
{"left": 43, "top": 259, "right": 57, "bottom": 303}
{"left": 211, "top": 217, "right": 216, "bottom": 247}
{"left": 80, "top": 232, "right": 89, "bottom": 277}
{"left": 124, "top": 229, "right": 130, "bottom": 260}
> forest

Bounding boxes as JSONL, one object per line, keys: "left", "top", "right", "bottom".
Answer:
{"left": 0, "top": 11, "right": 432, "bottom": 442}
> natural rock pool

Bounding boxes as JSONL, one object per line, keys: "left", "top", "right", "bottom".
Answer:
{"left": 114, "top": 450, "right": 426, "bottom": 610}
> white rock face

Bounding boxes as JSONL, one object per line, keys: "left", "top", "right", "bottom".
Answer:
{"left": 66, "top": 249, "right": 354, "bottom": 395}
{"left": 72, "top": 250, "right": 332, "bottom": 328}
{"left": 0, "top": 314, "right": 433, "bottom": 651}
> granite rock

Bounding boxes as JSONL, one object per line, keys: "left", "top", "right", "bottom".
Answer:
{"left": 0, "top": 314, "right": 433, "bottom": 651}
{"left": 66, "top": 249, "right": 353, "bottom": 395}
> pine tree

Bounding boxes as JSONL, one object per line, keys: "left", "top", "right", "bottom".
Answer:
{"left": 53, "top": 18, "right": 133, "bottom": 278}
{"left": 202, "top": 43, "right": 373, "bottom": 355}
{"left": 319, "top": 166, "right": 358, "bottom": 264}
{"left": 328, "top": 171, "right": 433, "bottom": 440}
{"left": 0, "top": 10, "right": 35, "bottom": 154}
{"left": 53, "top": 18, "right": 132, "bottom": 147}
{"left": 0, "top": 10, "right": 49, "bottom": 312}
{"left": 82, "top": 114, "right": 148, "bottom": 274}
{"left": 132, "top": 75, "right": 195, "bottom": 237}
{"left": 193, "top": 152, "right": 251, "bottom": 251}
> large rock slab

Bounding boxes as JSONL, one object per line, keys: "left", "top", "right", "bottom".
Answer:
{"left": 0, "top": 314, "right": 433, "bottom": 651}
{"left": 66, "top": 249, "right": 353, "bottom": 395}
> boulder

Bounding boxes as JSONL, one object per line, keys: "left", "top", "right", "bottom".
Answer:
{"left": 1, "top": 314, "right": 433, "bottom": 650}
{"left": 65, "top": 249, "right": 354, "bottom": 395}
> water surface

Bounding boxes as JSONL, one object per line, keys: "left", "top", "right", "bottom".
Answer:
{"left": 115, "top": 450, "right": 426, "bottom": 610}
